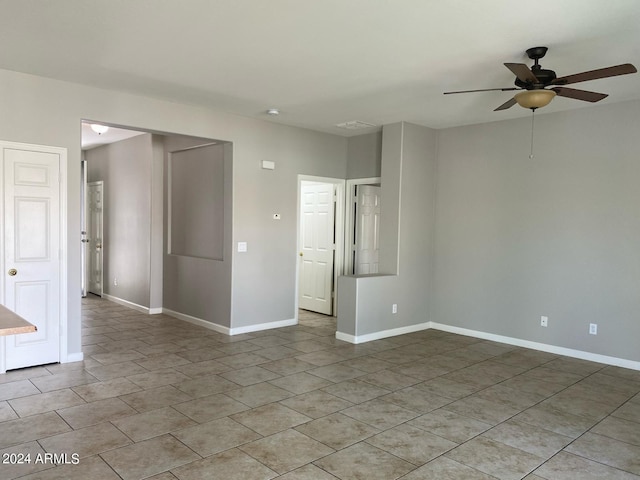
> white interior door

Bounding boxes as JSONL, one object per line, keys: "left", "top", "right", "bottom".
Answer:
{"left": 3, "top": 144, "right": 61, "bottom": 370}
{"left": 355, "top": 185, "right": 381, "bottom": 274}
{"left": 88, "top": 181, "right": 104, "bottom": 297}
{"left": 299, "top": 182, "right": 335, "bottom": 315}
{"left": 81, "top": 160, "right": 88, "bottom": 297}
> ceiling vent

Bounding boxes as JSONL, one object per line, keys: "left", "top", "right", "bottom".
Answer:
{"left": 335, "top": 120, "right": 377, "bottom": 130}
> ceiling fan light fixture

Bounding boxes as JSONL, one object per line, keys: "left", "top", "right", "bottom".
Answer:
{"left": 514, "top": 89, "right": 556, "bottom": 110}
{"left": 90, "top": 124, "right": 109, "bottom": 135}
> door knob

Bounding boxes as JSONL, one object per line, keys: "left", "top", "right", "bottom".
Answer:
{"left": 8, "top": 268, "right": 17, "bottom": 276}
{"left": 299, "top": 252, "right": 303, "bottom": 257}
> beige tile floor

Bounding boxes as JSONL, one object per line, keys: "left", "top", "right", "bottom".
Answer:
{"left": 1, "top": 295, "right": 639, "bottom": 479}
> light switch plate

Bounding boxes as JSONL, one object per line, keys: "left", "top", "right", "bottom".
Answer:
{"left": 237, "top": 242, "right": 247, "bottom": 252}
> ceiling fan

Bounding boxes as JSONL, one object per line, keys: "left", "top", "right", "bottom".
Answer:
{"left": 444, "top": 47, "right": 637, "bottom": 111}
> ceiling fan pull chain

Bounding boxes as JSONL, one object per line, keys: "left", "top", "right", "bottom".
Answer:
{"left": 529, "top": 110, "right": 535, "bottom": 159}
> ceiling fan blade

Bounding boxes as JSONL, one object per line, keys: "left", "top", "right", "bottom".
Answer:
{"left": 504, "top": 63, "right": 539, "bottom": 83}
{"left": 553, "top": 63, "right": 637, "bottom": 85}
{"left": 444, "top": 87, "right": 520, "bottom": 95}
{"left": 494, "top": 97, "right": 517, "bottom": 111}
{"left": 551, "top": 87, "right": 608, "bottom": 102}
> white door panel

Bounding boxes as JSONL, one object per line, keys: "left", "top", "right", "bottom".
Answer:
{"left": 299, "top": 182, "right": 335, "bottom": 315}
{"left": 88, "top": 181, "right": 103, "bottom": 296}
{"left": 355, "top": 185, "right": 381, "bottom": 275}
{"left": 3, "top": 146, "right": 61, "bottom": 370}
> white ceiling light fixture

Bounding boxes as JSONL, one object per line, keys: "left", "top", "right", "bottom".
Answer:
{"left": 90, "top": 124, "right": 109, "bottom": 135}
{"left": 266, "top": 108, "right": 280, "bottom": 116}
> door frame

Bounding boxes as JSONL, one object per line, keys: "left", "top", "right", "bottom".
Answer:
{"left": 87, "top": 180, "right": 104, "bottom": 297}
{"left": 295, "top": 175, "right": 345, "bottom": 320}
{"left": 0, "top": 140, "right": 68, "bottom": 373}
{"left": 81, "top": 160, "right": 88, "bottom": 297}
{"left": 344, "top": 177, "right": 381, "bottom": 275}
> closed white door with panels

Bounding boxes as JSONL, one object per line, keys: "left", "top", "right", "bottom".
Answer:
{"left": 355, "top": 185, "right": 381, "bottom": 275}
{"left": 2, "top": 143, "right": 61, "bottom": 370}
{"left": 88, "top": 181, "right": 104, "bottom": 297}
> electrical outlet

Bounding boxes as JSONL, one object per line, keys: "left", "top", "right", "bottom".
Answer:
{"left": 540, "top": 316, "right": 548, "bottom": 327}
{"left": 113, "top": 277, "right": 118, "bottom": 286}
{"left": 589, "top": 323, "right": 598, "bottom": 335}
{"left": 392, "top": 304, "right": 398, "bottom": 314}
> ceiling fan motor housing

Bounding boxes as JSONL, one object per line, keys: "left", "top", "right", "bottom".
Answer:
{"left": 517, "top": 46, "right": 557, "bottom": 89}
{"left": 515, "top": 68, "right": 557, "bottom": 89}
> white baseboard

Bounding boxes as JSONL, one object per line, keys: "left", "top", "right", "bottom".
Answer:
{"left": 230, "top": 318, "right": 297, "bottom": 335}
{"left": 162, "top": 309, "right": 296, "bottom": 336}
{"left": 103, "top": 296, "right": 295, "bottom": 336}
{"left": 335, "top": 332, "right": 357, "bottom": 343}
{"left": 430, "top": 322, "right": 640, "bottom": 371}
{"left": 103, "top": 294, "right": 150, "bottom": 314}
{"left": 336, "top": 321, "right": 431, "bottom": 344}
{"left": 63, "top": 352, "right": 84, "bottom": 364}
{"left": 336, "top": 321, "right": 640, "bottom": 371}
{"left": 162, "top": 309, "right": 230, "bottom": 335}
{"left": 0, "top": 337, "right": 5, "bottom": 374}
{"left": 100, "top": 294, "right": 640, "bottom": 371}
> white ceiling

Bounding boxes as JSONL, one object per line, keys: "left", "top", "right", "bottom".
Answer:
{"left": 81, "top": 123, "right": 146, "bottom": 150}
{"left": 2, "top": 0, "right": 640, "bottom": 136}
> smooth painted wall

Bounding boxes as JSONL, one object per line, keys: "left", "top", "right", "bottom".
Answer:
{"left": 86, "top": 134, "right": 153, "bottom": 308}
{"left": 163, "top": 136, "right": 232, "bottom": 327}
{"left": 347, "top": 131, "right": 382, "bottom": 179}
{"left": 434, "top": 101, "right": 640, "bottom": 362}
{"left": 232, "top": 127, "right": 347, "bottom": 329}
{"left": 340, "top": 122, "right": 438, "bottom": 337}
{"left": 149, "top": 135, "right": 164, "bottom": 310}
{"left": 0, "top": 67, "right": 347, "bottom": 358}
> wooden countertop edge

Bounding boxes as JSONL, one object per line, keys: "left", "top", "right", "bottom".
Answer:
{"left": 0, "top": 304, "right": 37, "bottom": 336}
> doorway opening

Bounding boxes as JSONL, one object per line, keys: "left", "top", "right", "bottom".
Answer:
{"left": 344, "top": 177, "right": 381, "bottom": 275}
{"left": 86, "top": 180, "right": 104, "bottom": 297}
{"left": 79, "top": 122, "right": 229, "bottom": 351}
{"left": 296, "top": 176, "right": 345, "bottom": 323}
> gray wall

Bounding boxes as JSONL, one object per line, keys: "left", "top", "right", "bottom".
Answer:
{"left": 232, "top": 127, "right": 347, "bottom": 329}
{"left": 6, "top": 64, "right": 636, "bottom": 365}
{"left": 149, "top": 136, "right": 165, "bottom": 310}
{"left": 0, "top": 67, "right": 347, "bottom": 358}
{"left": 347, "top": 131, "right": 382, "bottom": 179}
{"left": 168, "top": 144, "right": 225, "bottom": 260}
{"left": 378, "top": 123, "right": 403, "bottom": 274}
{"left": 163, "top": 136, "right": 232, "bottom": 327}
{"left": 434, "top": 101, "right": 640, "bottom": 362}
{"left": 86, "top": 134, "right": 153, "bottom": 308}
{"left": 341, "top": 106, "right": 640, "bottom": 366}
{"left": 339, "top": 122, "right": 438, "bottom": 337}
